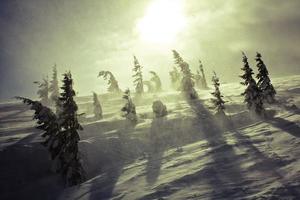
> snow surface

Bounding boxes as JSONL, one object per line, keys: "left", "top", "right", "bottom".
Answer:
{"left": 0, "top": 75, "right": 300, "bottom": 200}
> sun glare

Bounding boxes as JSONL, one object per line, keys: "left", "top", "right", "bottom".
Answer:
{"left": 136, "top": 0, "right": 187, "bottom": 44}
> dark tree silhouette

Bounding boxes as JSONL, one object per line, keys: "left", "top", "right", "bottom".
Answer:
{"left": 92, "top": 92, "right": 103, "bottom": 120}
{"left": 169, "top": 67, "right": 181, "bottom": 91}
{"left": 152, "top": 100, "right": 168, "bottom": 118}
{"left": 172, "top": 50, "right": 198, "bottom": 99}
{"left": 34, "top": 77, "right": 49, "bottom": 106}
{"left": 240, "top": 52, "right": 265, "bottom": 116}
{"left": 199, "top": 60, "right": 209, "bottom": 89}
{"left": 49, "top": 64, "right": 60, "bottom": 106}
{"left": 255, "top": 52, "right": 276, "bottom": 103}
{"left": 121, "top": 89, "right": 137, "bottom": 124}
{"left": 133, "top": 56, "right": 144, "bottom": 96}
{"left": 211, "top": 71, "right": 225, "bottom": 115}
{"left": 58, "top": 71, "right": 85, "bottom": 186}
{"left": 149, "top": 71, "right": 162, "bottom": 92}
{"left": 98, "top": 71, "right": 122, "bottom": 93}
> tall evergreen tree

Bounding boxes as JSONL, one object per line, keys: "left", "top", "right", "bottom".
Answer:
{"left": 240, "top": 52, "right": 265, "bottom": 116}
{"left": 58, "top": 71, "right": 85, "bottom": 186}
{"left": 255, "top": 52, "right": 276, "bottom": 103}
{"left": 92, "top": 92, "right": 103, "bottom": 120}
{"left": 211, "top": 71, "right": 225, "bottom": 115}
{"left": 121, "top": 89, "right": 137, "bottom": 124}
{"left": 15, "top": 96, "right": 59, "bottom": 156}
{"left": 49, "top": 65, "right": 60, "bottom": 106}
{"left": 98, "top": 71, "right": 122, "bottom": 93}
{"left": 149, "top": 71, "right": 162, "bottom": 92}
{"left": 199, "top": 60, "right": 208, "bottom": 89}
{"left": 34, "top": 77, "right": 49, "bottom": 106}
{"left": 133, "top": 56, "right": 144, "bottom": 95}
{"left": 169, "top": 67, "right": 181, "bottom": 90}
{"left": 172, "top": 50, "right": 198, "bottom": 99}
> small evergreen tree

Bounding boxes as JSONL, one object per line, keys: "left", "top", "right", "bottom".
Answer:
{"left": 169, "top": 67, "right": 181, "bottom": 90}
{"left": 98, "top": 71, "right": 122, "bottom": 93}
{"left": 194, "top": 70, "right": 203, "bottom": 89}
{"left": 133, "top": 56, "right": 144, "bottom": 95}
{"left": 199, "top": 60, "right": 208, "bottom": 89}
{"left": 149, "top": 71, "right": 162, "bottom": 92}
{"left": 211, "top": 71, "right": 225, "bottom": 115}
{"left": 240, "top": 52, "right": 265, "bottom": 116}
{"left": 92, "top": 92, "right": 103, "bottom": 120}
{"left": 34, "top": 77, "right": 49, "bottom": 106}
{"left": 255, "top": 52, "right": 276, "bottom": 103}
{"left": 58, "top": 71, "right": 85, "bottom": 186}
{"left": 121, "top": 89, "right": 137, "bottom": 124}
{"left": 172, "top": 50, "right": 198, "bottom": 99}
{"left": 152, "top": 100, "right": 168, "bottom": 118}
{"left": 49, "top": 65, "right": 60, "bottom": 106}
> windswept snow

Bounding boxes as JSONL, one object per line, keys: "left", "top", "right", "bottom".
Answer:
{"left": 1, "top": 75, "right": 300, "bottom": 200}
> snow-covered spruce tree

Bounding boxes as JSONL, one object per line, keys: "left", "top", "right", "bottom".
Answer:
{"left": 194, "top": 70, "right": 203, "bottom": 89}
{"left": 152, "top": 100, "right": 168, "bottom": 118}
{"left": 58, "top": 71, "right": 85, "bottom": 186}
{"left": 98, "top": 71, "right": 122, "bottom": 93}
{"left": 143, "top": 81, "right": 155, "bottom": 93}
{"left": 92, "top": 92, "right": 103, "bottom": 120}
{"left": 169, "top": 67, "right": 181, "bottom": 90}
{"left": 199, "top": 60, "right": 208, "bottom": 89}
{"left": 133, "top": 56, "right": 144, "bottom": 96}
{"left": 211, "top": 71, "right": 226, "bottom": 115}
{"left": 49, "top": 65, "right": 60, "bottom": 106}
{"left": 255, "top": 52, "right": 276, "bottom": 103}
{"left": 149, "top": 71, "right": 162, "bottom": 92}
{"left": 172, "top": 50, "right": 198, "bottom": 99}
{"left": 15, "top": 96, "right": 60, "bottom": 156}
{"left": 121, "top": 89, "right": 137, "bottom": 124}
{"left": 240, "top": 52, "right": 265, "bottom": 116}
{"left": 34, "top": 77, "right": 49, "bottom": 106}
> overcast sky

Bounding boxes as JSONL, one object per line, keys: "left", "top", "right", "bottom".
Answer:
{"left": 1, "top": 0, "right": 300, "bottom": 100}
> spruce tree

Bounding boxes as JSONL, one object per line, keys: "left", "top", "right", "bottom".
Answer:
{"left": 240, "top": 52, "right": 265, "bottom": 116}
{"left": 172, "top": 50, "right": 198, "bottom": 99}
{"left": 143, "top": 81, "right": 155, "bottom": 93}
{"left": 98, "top": 71, "right": 122, "bottom": 93}
{"left": 211, "top": 71, "right": 225, "bottom": 115}
{"left": 133, "top": 56, "right": 144, "bottom": 95}
{"left": 149, "top": 71, "right": 162, "bottom": 92}
{"left": 49, "top": 65, "right": 60, "bottom": 106}
{"left": 121, "top": 89, "right": 137, "bottom": 124}
{"left": 198, "top": 60, "right": 208, "bottom": 89}
{"left": 92, "top": 92, "right": 103, "bottom": 120}
{"left": 194, "top": 70, "right": 203, "bottom": 89}
{"left": 255, "top": 52, "right": 276, "bottom": 103}
{"left": 34, "top": 77, "right": 49, "bottom": 106}
{"left": 169, "top": 67, "right": 181, "bottom": 90}
{"left": 58, "top": 71, "right": 85, "bottom": 186}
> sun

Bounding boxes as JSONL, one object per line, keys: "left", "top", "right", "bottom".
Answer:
{"left": 136, "top": 0, "right": 187, "bottom": 44}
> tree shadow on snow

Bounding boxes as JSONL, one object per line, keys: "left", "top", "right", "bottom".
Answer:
{"left": 267, "top": 117, "right": 300, "bottom": 138}
{"left": 187, "top": 98, "right": 250, "bottom": 199}
{"left": 145, "top": 117, "right": 167, "bottom": 185}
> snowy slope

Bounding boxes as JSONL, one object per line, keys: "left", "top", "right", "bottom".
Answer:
{"left": 0, "top": 75, "right": 300, "bottom": 200}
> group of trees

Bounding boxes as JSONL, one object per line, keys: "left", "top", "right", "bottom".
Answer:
{"left": 240, "top": 52, "right": 276, "bottom": 116}
{"left": 17, "top": 50, "right": 277, "bottom": 187}
{"left": 209, "top": 51, "right": 276, "bottom": 117}
{"left": 17, "top": 72, "right": 85, "bottom": 186}
{"left": 34, "top": 65, "right": 60, "bottom": 113}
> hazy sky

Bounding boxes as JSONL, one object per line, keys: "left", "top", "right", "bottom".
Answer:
{"left": 1, "top": 0, "right": 300, "bottom": 100}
